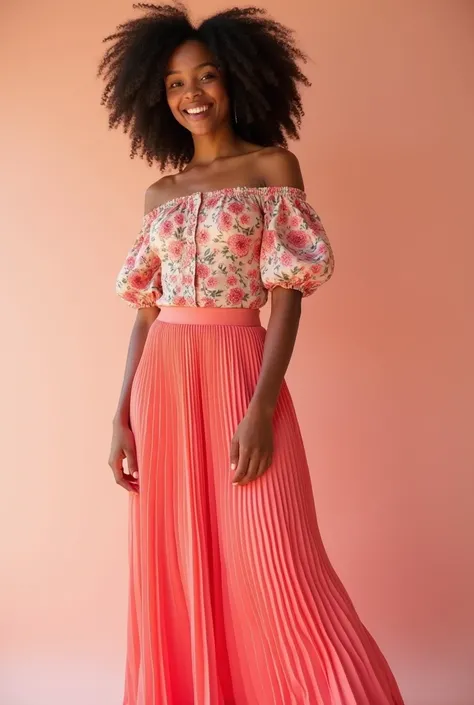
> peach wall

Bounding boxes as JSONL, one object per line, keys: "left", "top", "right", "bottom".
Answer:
{"left": 1, "top": 1, "right": 473, "bottom": 703}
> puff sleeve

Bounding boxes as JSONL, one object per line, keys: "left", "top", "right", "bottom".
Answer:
{"left": 115, "top": 211, "right": 162, "bottom": 308}
{"left": 260, "top": 188, "right": 335, "bottom": 297}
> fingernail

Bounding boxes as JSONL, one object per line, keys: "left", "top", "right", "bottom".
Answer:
{"left": 133, "top": 472, "right": 138, "bottom": 479}
{"left": 231, "top": 464, "right": 236, "bottom": 470}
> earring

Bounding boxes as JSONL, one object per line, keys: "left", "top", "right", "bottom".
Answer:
{"left": 234, "top": 103, "right": 238, "bottom": 124}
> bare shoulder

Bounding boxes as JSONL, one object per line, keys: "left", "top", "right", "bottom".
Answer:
{"left": 144, "top": 175, "right": 176, "bottom": 215}
{"left": 256, "top": 147, "right": 305, "bottom": 190}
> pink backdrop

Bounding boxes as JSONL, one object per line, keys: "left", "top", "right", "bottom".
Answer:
{"left": 1, "top": 1, "right": 473, "bottom": 703}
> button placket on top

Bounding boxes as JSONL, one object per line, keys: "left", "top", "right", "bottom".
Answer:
{"left": 178, "top": 194, "right": 195, "bottom": 305}
{"left": 188, "top": 193, "right": 202, "bottom": 306}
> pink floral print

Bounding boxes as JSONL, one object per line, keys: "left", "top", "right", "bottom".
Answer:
{"left": 116, "top": 187, "right": 334, "bottom": 309}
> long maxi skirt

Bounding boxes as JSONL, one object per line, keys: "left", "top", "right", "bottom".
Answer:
{"left": 124, "top": 307, "right": 404, "bottom": 705}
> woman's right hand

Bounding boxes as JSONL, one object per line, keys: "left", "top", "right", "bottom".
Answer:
{"left": 108, "top": 420, "right": 139, "bottom": 493}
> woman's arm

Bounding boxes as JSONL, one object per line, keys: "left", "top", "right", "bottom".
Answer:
{"left": 109, "top": 185, "right": 166, "bottom": 491}
{"left": 113, "top": 307, "right": 159, "bottom": 425}
{"left": 230, "top": 288, "right": 302, "bottom": 485}
{"left": 250, "top": 288, "right": 302, "bottom": 414}
{"left": 230, "top": 147, "right": 306, "bottom": 486}
{"left": 109, "top": 306, "right": 159, "bottom": 492}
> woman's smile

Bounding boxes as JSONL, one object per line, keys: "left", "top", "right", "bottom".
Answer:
{"left": 182, "top": 102, "right": 214, "bottom": 121}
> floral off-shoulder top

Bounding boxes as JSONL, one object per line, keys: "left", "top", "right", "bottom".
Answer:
{"left": 116, "top": 186, "right": 334, "bottom": 309}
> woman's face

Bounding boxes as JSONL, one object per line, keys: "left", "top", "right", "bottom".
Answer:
{"left": 165, "top": 40, "right": 230, "bottom": 136}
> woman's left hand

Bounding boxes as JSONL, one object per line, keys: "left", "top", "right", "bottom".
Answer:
{"left": 230, "top": 405, "right": 274, "bottom": 486}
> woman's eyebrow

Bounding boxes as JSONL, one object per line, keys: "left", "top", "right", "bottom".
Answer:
{"left": 165, "top": 62, "right": 218, "bottom": 77}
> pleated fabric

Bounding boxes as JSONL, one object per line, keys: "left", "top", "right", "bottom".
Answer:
{"left": 125, "top": 308, "right": 404, "bottom": 705}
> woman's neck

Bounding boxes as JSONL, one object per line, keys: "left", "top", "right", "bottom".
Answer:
{"left": 188, "top": 125, "right": 244, "bottom": 168}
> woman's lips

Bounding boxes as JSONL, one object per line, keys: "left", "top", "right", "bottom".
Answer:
{"left": 183, "top": 104, "right": 213, "bottom": 120}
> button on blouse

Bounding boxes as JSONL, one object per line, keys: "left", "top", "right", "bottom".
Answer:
{"left": 116, "top": 186, "right": 335, "bottom": 309}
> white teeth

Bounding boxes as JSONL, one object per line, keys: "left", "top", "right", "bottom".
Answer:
{"left": 186, "top": 105, "right": 210, "bottom": 115}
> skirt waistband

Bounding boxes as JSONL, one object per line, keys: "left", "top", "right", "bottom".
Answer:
{"left": 158, "top": 307, "right": 261, "bottom": 326}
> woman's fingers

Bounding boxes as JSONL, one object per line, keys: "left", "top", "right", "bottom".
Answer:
{"left": 109, "top": 448, "right": 124, "bottom": 481}
{"left": 122, "top": 445, "right": 139, "bottom": 491}
{"left": 235, "top": 452, "right": 272, "bottom": 486}
{"left": 230, "top": 436, "right": 239, "bottom": 476}
{"left": 255, "top": 453, "right": 271, "bottom": 481}
{"left": 115, "top": 461, "right": 139, "bottom": 492}
{"left": 124, "top": 443, "right": 139, "bottom": 480}
{"left": 117, "top": 475, "right": 139, "bottom": 493}
{"left": 109, "top": 446, "right": 139, "bottom": 493}
{"left": 238, "top": 451, "right": 261, "bottom": 486}
{"left": 232, "top": 444, "right": 250, "bottom": 485}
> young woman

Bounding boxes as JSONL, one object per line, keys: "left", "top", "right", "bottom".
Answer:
{"left": 101, "top": 5, "right": 404, "bottom": 704}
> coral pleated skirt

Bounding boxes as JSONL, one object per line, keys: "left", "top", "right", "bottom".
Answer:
{"left": 125, "top": 307, "right": 404, "bottom": 705}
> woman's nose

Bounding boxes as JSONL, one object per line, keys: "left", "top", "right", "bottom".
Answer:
{"left": 184, "top": 80, "right": 203, "bottom": 100}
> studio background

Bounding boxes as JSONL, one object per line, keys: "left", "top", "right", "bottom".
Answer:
{"left": 1, "top": 1, "right": 473, "bottom": 703}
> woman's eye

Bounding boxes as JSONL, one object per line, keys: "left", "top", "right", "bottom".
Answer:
{"left": 201, "top": 73, "right": 216, "bottom": 82}
{"left": 168, "top": 81, "right": 183, "bottom": 90}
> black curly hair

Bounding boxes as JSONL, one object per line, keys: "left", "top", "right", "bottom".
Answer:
{"left": 98, "top": 3, "right": 310, "bottom": 171}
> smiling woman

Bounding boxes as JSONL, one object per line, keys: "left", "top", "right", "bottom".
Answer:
{"left": 99, "top": 5, "right": 405, "bottom": 705}
{"left": 98, "top": 5, "right": 308, "bottom": 169}
{"left": 165, "top": 47, "right": 230, "bottom": 132}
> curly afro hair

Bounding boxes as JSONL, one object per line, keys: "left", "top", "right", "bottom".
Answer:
{"left": 98, "top": 3, "right": 310, "bottom": 171}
